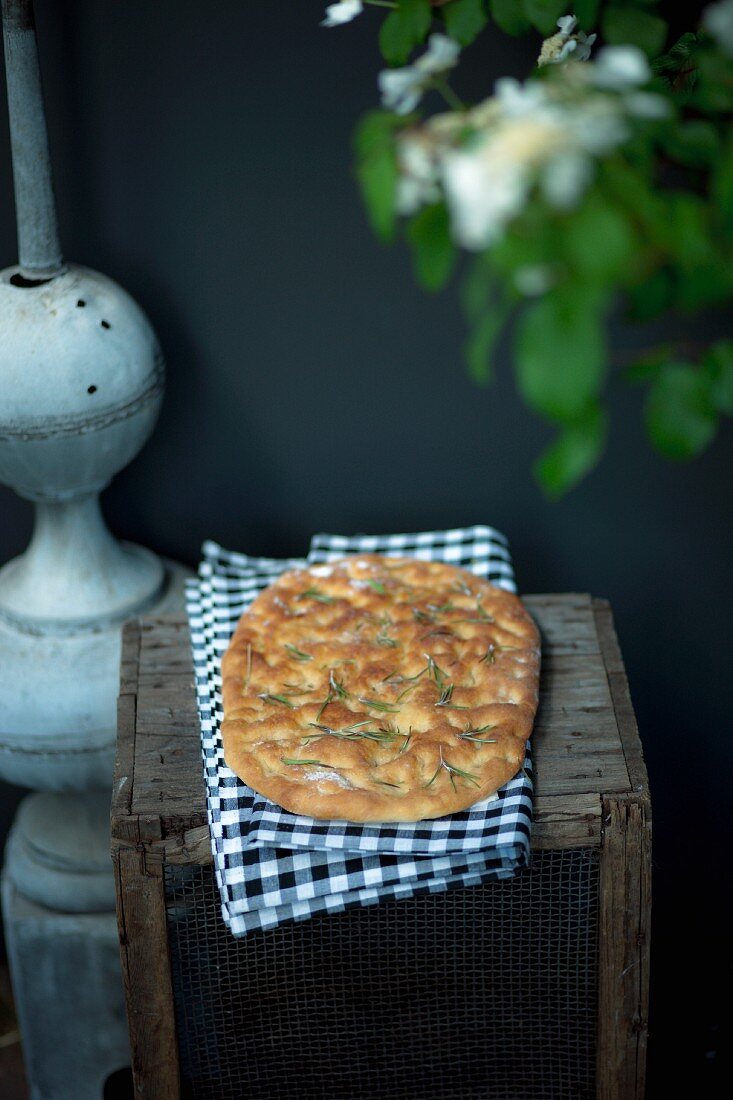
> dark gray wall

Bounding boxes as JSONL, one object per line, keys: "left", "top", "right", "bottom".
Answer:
{"left": 0, "top": 2, "right": 730, "bottom": 1093}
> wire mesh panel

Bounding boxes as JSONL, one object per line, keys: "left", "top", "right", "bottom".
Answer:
{"left": 165, "top": 849, "right": 599, "bottom": 1100}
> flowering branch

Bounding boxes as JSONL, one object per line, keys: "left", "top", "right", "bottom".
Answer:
{"left": 323, "top": 0, "right": 733, "bottom": 496}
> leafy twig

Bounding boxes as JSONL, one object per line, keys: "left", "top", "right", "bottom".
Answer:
{"left": 258, "top": 692, "right": 295, "bottom": 708}
{"left": 297, "top": 587, "right": 336, "bottom": 604}
{"left": 425, "top": 746, "right": 481, "bottom": 790}
{"left": 285, "top": 643, "right": 313, "bottom": 662}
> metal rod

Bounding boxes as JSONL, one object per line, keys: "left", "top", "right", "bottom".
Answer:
{"left": 1, "top": 0, "right": 63, "bottom": 277}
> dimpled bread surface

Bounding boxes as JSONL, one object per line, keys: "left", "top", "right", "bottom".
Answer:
{"left": 221, "top": 554, "right": 540, "bottom": 822}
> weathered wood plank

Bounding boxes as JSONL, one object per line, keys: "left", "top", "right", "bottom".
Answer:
{"left": 596, "top": 794, "right": 652, "bottom": 1100}
{"left": 593, "top": 600, "right": 650, "bottom": 796}
{"left": 112, "top": 622, "right": 141, "bottom": 843}
{"left": 114, "top": 848, "right": 181, "bottom": 1098}
{"left": 119, "top": 617, "right": 142, "bottom": 697}
{"left": 532, "top": 793, "right": 602, "bottom": 849}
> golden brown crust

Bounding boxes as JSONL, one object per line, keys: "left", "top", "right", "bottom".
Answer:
{"left": 221, "top": 555, "right": 540, "bottom": 822}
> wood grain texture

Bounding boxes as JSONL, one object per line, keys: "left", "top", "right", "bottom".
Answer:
{"left": 593, "top": 600, "right": 650, "bottom": 795}
{"left": 596, "top": 794, "right": 652, "bottom": 1100}
{"left": 114, "top": 847, "right": 180, "bottom": 1099}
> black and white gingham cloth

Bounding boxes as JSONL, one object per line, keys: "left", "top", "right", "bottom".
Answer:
{"left": 186, "top": 527, "right": 534, "bottom": 936}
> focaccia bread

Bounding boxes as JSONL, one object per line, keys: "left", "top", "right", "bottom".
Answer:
{"left": 221, "top": 555, "right": 540, "bottom": 822}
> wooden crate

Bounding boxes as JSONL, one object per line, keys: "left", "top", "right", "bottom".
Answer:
{"left": 111, "top": 595, "right": 650, "bottom": 1099}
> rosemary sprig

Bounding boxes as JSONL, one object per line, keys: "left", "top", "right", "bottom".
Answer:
{"left": 329, "top": 671, "right": 350, "bottom": 700}
{"left": 412, "top": 607, "right": 435, "bottom": 625}
{"left": 358, "top": 696, "right": 401, "bottom": 713}
{"left": 456, "top": 601, "right": 494, "bottom": 624}
{"left": 280, "top": 682, "right": 314, "bottom": 696}
{"left": 459, "top": 723, "right": 498, "bottom": 744}
{"left": 426, "top": 654, "right": 448, "bottom": 689}
{"left": 304, "top": 722, "right": 399, "bottom": 745}
{"left": 427, "top": 601, "right": 458, "bottom": 614}
{"left": 315, "top": 692, "right": 334, "bottom": 722}
{"left": 452, "top": 580, "right": 473, "bottom": 597}
{"left": 434, "top": 684, "right": 469, "bottom": 710}
{"left": 297, "top": 587, "right": 336, "bottom": 605}
{"left": 396, "top": 680, "right": 420, "bottom": 702}
{"left": 376, "top": 627, "right": 398, "bottom": 648}
{"left": 384, "top": 666, "right": 427, "bottom": 686}
{"left": 367, "top": 579, "right": 387, "bottom": 595}
{"left": 435, "top": 684, "right": 453, "bottom": 706}
{"left": 425, "top": 746, "right": 481, "bottom": 790}
{"left": 258, "top": 692, "right": 294, "bottom": 708}
{"left": 281, "top": 757, "right": 330, "bottom": 767}
{"left": 445, "top": 760, "right": 481, "bottom": 791}
{"left": 285, "top": 643, "right": 312, "bottom": 662}
{"left": 398, "top": 729, "right": 413, "bottom": 755}
{"left": 375, "top": 779, "right": 403, "bottom": 788}
{"left": 242, "top": 643, "right": 252, "bottom": 691}
{"left": 479, "top": 644, "right": 518, "bottom": 664}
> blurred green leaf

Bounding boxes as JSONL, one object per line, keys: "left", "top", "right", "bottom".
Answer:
{"left": 521, "top": 1, "right": 567, "bottom": 36}
{"left": 442, "top": 0, "right": 488, "bottom": 46}
{"left": 353, "top": 111, "right": 403, "bottom": 242}
{"left": 406, "top": 203, "right": 456, "bottom": 290}
{"left": 573, "top": 0, "right": 601, "bottom": 29}
{"left": 489, "top": 0, "right": 532, "bottom": 35}
{"left": 666, "top": 193, "right": 712, "bottom": 269}
{"left": 626, "top": 270, "right": 674, "bottom": 321}
{"left": 602, "top": 4, "right": 667, "bottom": 57}
{"left": 379, "top": 0, "right": 433, "bottom": 66}
{"left": 625, "top": 345, "right": 673, "bottom": 384}
{"left": 600, "top": 160, "right": 668, "bottom": 248}
{"left": 522, "top": 0, "right": 567, "bottom": 36}
{"left": 515, "top": 287, "right": 608, "bottom": 422}
{"left": 676, "top": 265, "right": 732, "bottom": 313}
{"left": 464, "top": 305, "right": 508, "bottom": 385}
{"left": 661, "top": 120, "right": 719, "bottom": 168}
{"left": 703, "top": 341, "right": 733, "bottom": 416}
{"left": 353, "top": 109, "right": 405, "bottom": 157}
{"left": 488, "top": 207, "right": 561, "bottom": 279}
{"left": 645, "top": 362, "right": 717, "bottom": 459}
{"left": 690, "top": 48, "right": 733, "bottom": 113}
{"left": 712, "top": 133, "right": 733, "bottom": 238}
{"left": 461, "top": 251, "right": 495, "bottom": 322}
{"left": 563, "top": 198, "right": 636, "bottom": 282}
{"left": 535, "top": 402, "right": 608, "bottom": 498}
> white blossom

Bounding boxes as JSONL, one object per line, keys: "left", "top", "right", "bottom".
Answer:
{"left": 390, "top": 39, "right": 665, "bottom": 250}
{"left": 590, "top": 46, "right": 651, "bottom": 89}
{"left": 321, "top": 0, "right": 363, "bottom": 27}
{"left": 541, "top": 150, "right": 593, "bottom": 208}
{"left": 538, "top": 14, "right": 596, "bottom": 67}
{"left": 495, "top": 77, "right": 551, "bottom": 118}
{"left": 557, "top": 15, "right": 578, "bottom": 36}
{"left": 513, "top": 264, "right": 557, "bottom": 297}
{"left": 623, "top": 91, "right": 671, "bottom": 119}
{"left": 395, "top": 134, "right": 441, "bottom": 214}
{"left": 442, "top": 145, "right": 529, "bottom": 248}
{"left": 415, "top": 33, "right": 461, "bottom": 75}
{"left": 703, "top": 0, "right": 733, "bottom": 56}
{"left": 379, "top": 34, "right": 461, "bottom": 115}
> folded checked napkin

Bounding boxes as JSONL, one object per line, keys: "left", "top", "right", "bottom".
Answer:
{"left": 185, "top": 527, "right": 534, "bottom": 936}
